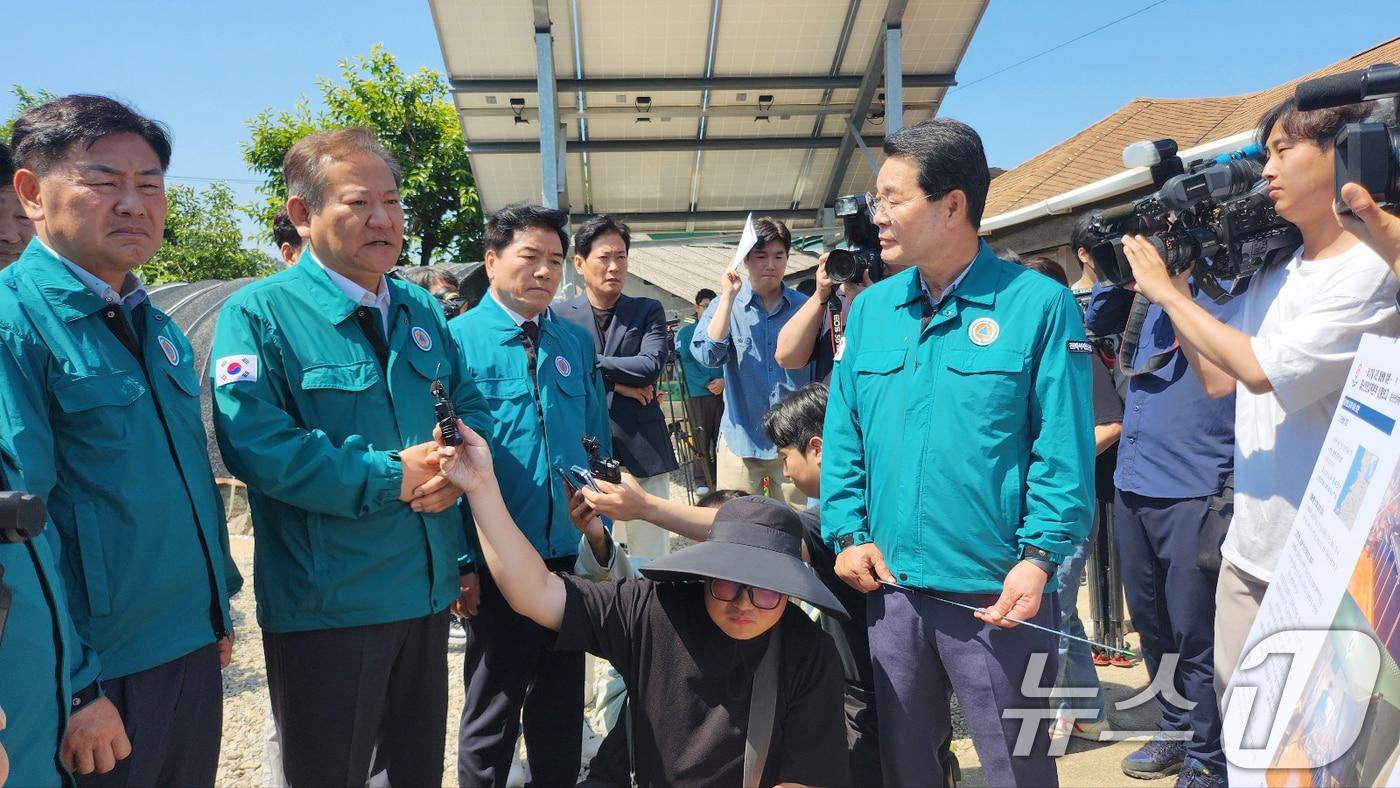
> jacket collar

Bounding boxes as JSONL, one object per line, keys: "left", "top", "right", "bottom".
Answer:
{"left": 13, "top": 239, "right": 119, "bottom": 324}
{"left": 291, "top": 248, "right": 409, "bottom": 325}
{"left": 479, "top": 291, "right": 562, "bottom": 346}
{"left": 898, "top": 241, "right": 1001, "bottom": 309}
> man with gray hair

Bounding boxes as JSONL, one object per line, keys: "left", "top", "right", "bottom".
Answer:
{"left": 210, "top": 127, "right": 490, "bottom": 786}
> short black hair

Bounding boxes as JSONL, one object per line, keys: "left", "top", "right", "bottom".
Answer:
{"left": 1256, "top": 95, "right": 1374, "bottom": 152}
{"left": 696, "top": 489, "right": 749, "bottom": 508}
{"left": 762, "top": 382, "right": 829, "bottom": 452}
{"left": 0, "top": 143, "right": 13, "bottom": 186}
{"left": 11, "top": 94, "right": 172, "bottom": 174}
{"left": 1023, "top": 256, "right": 1068, "bottom": 286}
{"left": 695, "top": 288, "right": 717, "bottom": 304}
{"left": 883, "top": 117, "right": 990, "bottom": 228}
{"left": 272, "top": 206, "right": 301, "bottom": 250}
{"left": 751, "top": 217, "right": 792, "bottom": 253}
{"left": 396, "top": 266, "right": 460, "bottom": 293}
{"left": 484, "top": 203, "right": 570, "bottom": 258}
{"left": 1070, "top": 212, "right": 1097, "bottom": 254}
{"left": 573, "top": 214, "right": 631, "bottom": 259}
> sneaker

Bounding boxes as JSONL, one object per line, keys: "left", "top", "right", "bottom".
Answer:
{"left": 1175, "top": 757, "right": 1226, "bottom": 788}
{"left": 1050, "top": 712, "right": 1110, "bottom": 742}
{"left": 1110, "top": 651, "right": 1139, "bottom": 668}
{"left": 1121, "top": 735, "right": 1186, "bottom": 780}
{"left": 448, "top": 618, "right": 467, "bottom": 645}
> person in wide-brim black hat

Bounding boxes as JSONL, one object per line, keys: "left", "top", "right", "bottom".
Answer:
{"left": 437, "top": 426, "right": 852, "bottom": 787}
{"left": 640, "top": 496, "right": 849, "bottom": 621}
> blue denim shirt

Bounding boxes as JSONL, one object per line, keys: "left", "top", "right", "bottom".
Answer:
{"left": 691, "top": 283, "right": 813, "bottom": 459}
{"left": 1083, "top": 283, "right": 1239, "bottom": 499}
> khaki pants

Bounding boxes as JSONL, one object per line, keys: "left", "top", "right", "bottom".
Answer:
{"left": 715, "top": 436, "right": 806, "bottom": 509}
{"left": 1213, "top": 557, "right": 1269, "bottom": 702}
{"left": 614, "top": 472, "right": 674, "bottom": 563}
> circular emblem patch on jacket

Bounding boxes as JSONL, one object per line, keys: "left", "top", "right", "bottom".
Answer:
{"left": 158, "top": 335, "right": 180, "bottom": 366}
{"left": 968, "top": 317, "right": 1000, "bottom": 347}
{"left": 411, "top": 326, "right": 433, "bottom": 352}
{"left": 555, "top": 356, "right": 572, "bottom": 377}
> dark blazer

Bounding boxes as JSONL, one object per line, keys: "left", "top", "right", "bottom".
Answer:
{"left": 558, "top": 293, "right": 679, "bottom": 478}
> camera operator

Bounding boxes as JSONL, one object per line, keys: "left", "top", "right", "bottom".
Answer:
{"left": 1, "top": 95, "right": 242, "bottom": 786}
{"left": 823, "top": 118, "right": 1095, "bottom": 787}
{"left": 774, "top": 254, "right": 909, "bottom": 383}
{"left": 1337, "top": 183, "right": 1400, "bottom": 294}
{"left": 1083, "top": 251, "right": 1240, "bottom": 783}
{"left": 1120, "top": 96, "right": 1400, "bottom": 703}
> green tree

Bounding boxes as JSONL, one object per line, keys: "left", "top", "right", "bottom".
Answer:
{"left": 2, "top": 86, "right": 58, "bottom": 141}
{"left": 242, "top": 45, "right": 482, "bottom": 266}
{"left": 138, "top": 182, "right": 279, "bottom": 285}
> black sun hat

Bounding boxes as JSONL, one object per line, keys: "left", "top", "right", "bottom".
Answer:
{"left": 639, "top": 496, "right": 849, "bottom": 621}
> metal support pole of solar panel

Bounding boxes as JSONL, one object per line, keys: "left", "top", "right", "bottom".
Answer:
{"left": 884, "top": 25, "right": 903, "bottom": 134}
{"left": 535, "top": 29, "right": 561, "bottom": 210}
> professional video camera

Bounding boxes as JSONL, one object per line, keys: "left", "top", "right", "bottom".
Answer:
{"left": 826, "top": 193, "right": 886, "bottom": 285}
{"left": 1, "top": 483, "right": 48, "bottom": 648}
{"left": 1086, "top": 139, "right": 1300, "bottom": 297}
{"left": 581, "top": 436, "right": 622, "bottom": 484}
{"left": 1295, "top": 62, "right": 1400, "bottom": 211}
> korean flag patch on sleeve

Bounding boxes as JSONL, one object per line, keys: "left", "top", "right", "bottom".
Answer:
{"left": 216, "top": 356, "right": 259, "bottom": 386}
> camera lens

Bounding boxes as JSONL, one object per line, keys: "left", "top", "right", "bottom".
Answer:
{"left": 826, "top": 249, "right": 861, "bottom": 284}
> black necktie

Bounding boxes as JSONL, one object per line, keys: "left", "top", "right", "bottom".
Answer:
{"left": 520, "top": 320, "right": 539, "bottom": 387}
{"left": 353, "top": 307, "right": 389, "bottom": 370}
{"left": 99, "top": 302, "right": 148, "bottom": 369}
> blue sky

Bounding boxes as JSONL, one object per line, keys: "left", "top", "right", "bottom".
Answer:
{"left": 2, "top": 0, "right": 1394, "bottom": 249}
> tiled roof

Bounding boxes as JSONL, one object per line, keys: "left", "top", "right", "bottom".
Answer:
{"left": 984, "top": 36, "right": 1400, "bottom": 218}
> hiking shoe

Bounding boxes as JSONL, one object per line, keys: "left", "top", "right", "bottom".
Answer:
{"left": 1121, "top": 735, "right": 1186, "bottom": 779}
{"left": 1175, "top": 756, "right": 1226, "bottom": 788}
{"left": 448, "top": 618, "right": 467, "bottom": 645}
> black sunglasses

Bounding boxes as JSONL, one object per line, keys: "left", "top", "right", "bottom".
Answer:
{"left": 706, "top": 578, "right": 784, "bottom": 610}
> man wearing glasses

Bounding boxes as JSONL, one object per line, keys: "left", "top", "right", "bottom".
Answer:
{"left": 822, "top": 118, "right": 1095, "bottom": 787}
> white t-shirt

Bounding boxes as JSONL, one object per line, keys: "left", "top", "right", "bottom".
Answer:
{"left": 1222, "top": 241, "right": 1400, "bottom": 582}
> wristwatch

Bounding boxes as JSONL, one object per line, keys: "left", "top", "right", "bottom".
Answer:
{"left": 1020, "top": 545, "right": 1058, "bottom": 576}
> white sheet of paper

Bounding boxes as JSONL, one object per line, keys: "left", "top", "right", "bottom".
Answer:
{"left": 728, "top": 213, "right": 757, "bottom": 272}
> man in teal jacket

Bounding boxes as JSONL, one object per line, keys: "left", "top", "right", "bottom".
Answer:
{"left": 0, "top": 450, "right": 103, "bottom": 788}
{"left": 450, "top": 203, "right": 612, "bottom": 787}
{"left": 0, "top": 95, "right": 240, "bottom": 786}
{"left": 822, "top": 119, "right": 1094, "bottom": 787}
{"left": 210, "top": 128, "right": 489, "bottom": 787}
